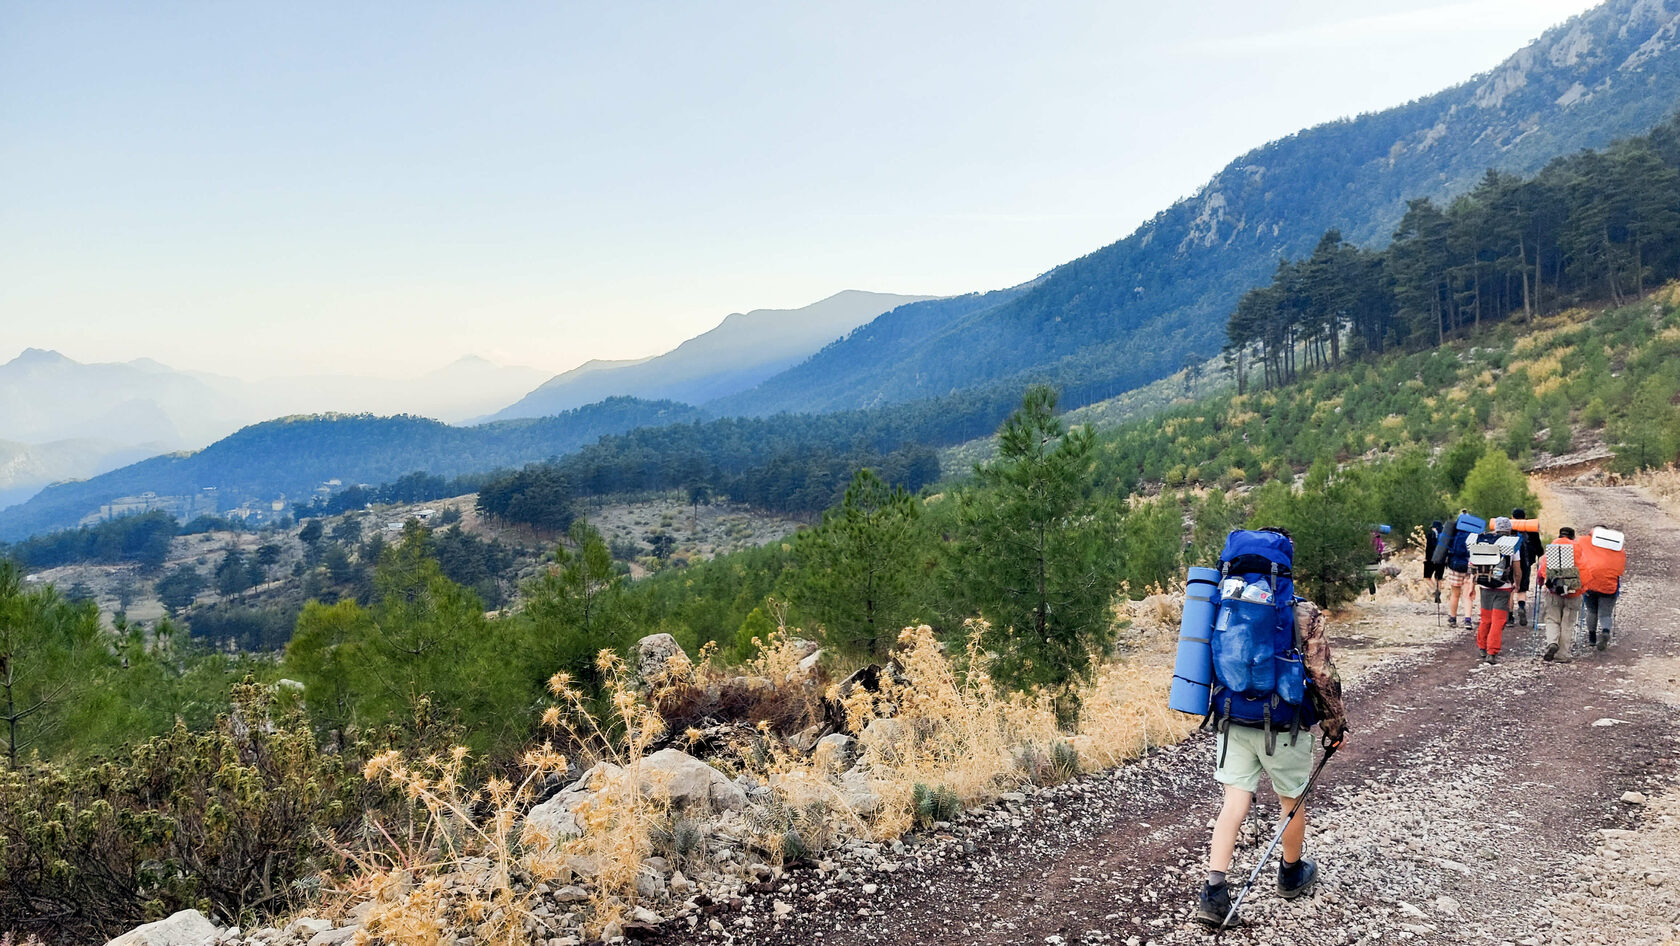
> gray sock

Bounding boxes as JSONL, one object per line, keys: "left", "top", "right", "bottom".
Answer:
{"left": 1208, "top": 870, "right": 1227, "bottom": 887}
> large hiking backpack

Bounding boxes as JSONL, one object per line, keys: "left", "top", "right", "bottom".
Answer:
{"left": 1468, "top": 533, "right": 1520, "bottom": 589}
{"left": 1543, "top": 541, "right": 1581, "bottom": 596}
{"left": 1447, "top": 512, "right": 1485, "bottom": 572}
{"left": 1206, "top": 529, "right": 1313, "bottom": 753}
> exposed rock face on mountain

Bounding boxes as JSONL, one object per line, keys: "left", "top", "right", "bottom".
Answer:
{"left": 490, "top": 291, "right": 935, "bottom": 420}
{"left": 713, "top": 0, "right": 1680, "bottom": 420}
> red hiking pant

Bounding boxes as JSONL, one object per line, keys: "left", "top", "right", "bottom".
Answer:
{"left": 1477, "top": 608, "right": 1509, "bottom": 655}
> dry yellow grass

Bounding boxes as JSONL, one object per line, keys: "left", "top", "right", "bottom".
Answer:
{"left": 345, "top": 618, "right": 1205, "bottom": 941}
{"left": 1635, "top": 466, "right": 1680, "bottom": 522}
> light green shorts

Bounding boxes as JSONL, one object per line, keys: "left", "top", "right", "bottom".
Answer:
{"left": 1214, "top": 725, "right": 1313, "bottom": 798}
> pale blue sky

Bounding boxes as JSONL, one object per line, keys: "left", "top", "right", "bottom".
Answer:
{"left": 0, "top": 0, "right": 1598, "bottom": 379}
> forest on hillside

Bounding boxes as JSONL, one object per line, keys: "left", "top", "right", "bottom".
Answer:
{"left": 1226, "top": 115, "right": 1680, "bottom": 388}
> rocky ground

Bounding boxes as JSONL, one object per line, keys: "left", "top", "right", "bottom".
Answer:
{"left": 646, "top": 485, "right": 1680, "bottom": 946}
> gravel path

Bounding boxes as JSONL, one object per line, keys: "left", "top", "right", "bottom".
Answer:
{"left": 651, "top": 486, "right": 1680, "bottom": 946}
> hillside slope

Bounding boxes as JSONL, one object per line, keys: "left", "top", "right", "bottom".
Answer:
{"left": 491, "top": 290, "right": 934, "bottom": 420}
{"left": 714, "top": 0, "right": 1680, "bottom": 418}
{"left": 0, "top": 398, "right": 704, "bottom": 542}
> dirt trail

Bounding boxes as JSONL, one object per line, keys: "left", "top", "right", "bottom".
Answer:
{"left": 654, "top": 486, "right": 1680, "bottom": 946}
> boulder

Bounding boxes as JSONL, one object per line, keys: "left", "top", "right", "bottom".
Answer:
{"left": 307, "top": 930, "right": 359, "bottom": 946}
{"left": 839, "top": 766, "right": 882, "bottom": 816}
{"left": 526, "top": 761, "right": 625, "bottom": 838}
{"left": 525, "top": 751, "right": 743, "bottom": 847}
{"left": 105, "top": 910, "right": 220, "bottom": 946}
{"left": 796, "top": 648, "right": 824, "bottom": 679}
{"left": 639, "top": 748, "right": 747, "bottom": 813}
{"left": 635, "top": 633, "right": 691, "bottom": 686}
{"left": 814, "top": 733, "right": 856, "bottom": 771}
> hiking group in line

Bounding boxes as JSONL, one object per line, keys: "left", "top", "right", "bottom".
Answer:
{"left": 1426, "top": 510, "right": 1626, "bottom": 664}
{"left": 1171, "top": 512, "right": 1627, "bottom": 929}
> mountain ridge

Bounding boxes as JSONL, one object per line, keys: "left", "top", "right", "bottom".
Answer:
{"left": 711, "top": 0, "right": 1680, "bottom": 419}
{"left": 489, "top": 290, "right": 936, "bottom": 420}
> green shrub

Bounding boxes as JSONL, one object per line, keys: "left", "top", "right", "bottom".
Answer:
{"left": 0, "top": 681, "right": 406, "bottom": 942}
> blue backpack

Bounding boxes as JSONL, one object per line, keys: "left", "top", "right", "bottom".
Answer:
{"left": 1205, "top": 529, "right": 1314, "bottom": 754}
{"left": 1447, "top": 512, "right": 1486, "bottom": 572}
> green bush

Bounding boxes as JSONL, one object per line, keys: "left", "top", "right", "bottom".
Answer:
{"left": 1456, "top": 451, "right": 1538, "bottom": 519}
{"left": 0, "top": 681, "right": 404, "bottom": 942}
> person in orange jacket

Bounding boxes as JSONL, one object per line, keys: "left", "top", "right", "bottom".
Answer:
{"left": 1576, "top": 525, "right": 1627, "bottom": 652}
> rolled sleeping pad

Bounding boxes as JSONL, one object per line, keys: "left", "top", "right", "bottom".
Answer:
{"left": 1456, "top": 512, "right": 1487, "bottom": 536}
{"left": 1169, "top": 566, "right": 1222, "bottom": 716}
{"left": 1509, "top": 518, "right": 1541, "bottom": 534}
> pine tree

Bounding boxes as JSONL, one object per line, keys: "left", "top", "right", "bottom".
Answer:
{"left": 951, "top": 386, "right": 1122, "bottom": 697}
{"left": 787, "top": 468, "right": 926, "bottom": 661}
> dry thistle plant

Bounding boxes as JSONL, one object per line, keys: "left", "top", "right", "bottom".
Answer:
{"left": 352, "top": 650, "right": 677, "bottom": 944}
{"left": 840, "top": 624, "right": 1060, "bottom": 836}
{"left": 354, "top": 739, "right": 570, "bottom": 946}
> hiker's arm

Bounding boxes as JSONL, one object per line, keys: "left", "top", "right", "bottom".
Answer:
{"left": 1296, "top": 601, "right": 1348, "bottom": 746}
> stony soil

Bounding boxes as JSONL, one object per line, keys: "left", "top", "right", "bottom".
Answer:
{"left": 650, "top": 485, "right": 1680, "bottom": 946}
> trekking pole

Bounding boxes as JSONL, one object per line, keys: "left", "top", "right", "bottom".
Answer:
{"left": 1222, "top": 742, "right": 1339, "bottom": 930}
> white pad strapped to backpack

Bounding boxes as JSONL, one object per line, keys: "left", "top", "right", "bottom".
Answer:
{"left": 1590, "top": 527, "right": 1624, "bottom": 551}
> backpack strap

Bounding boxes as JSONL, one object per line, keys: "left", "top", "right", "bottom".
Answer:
{"left": 1262, "top": 700, "right": 1276, "bottom": 756}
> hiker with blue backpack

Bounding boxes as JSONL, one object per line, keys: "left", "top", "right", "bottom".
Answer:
{"left": 1431, "top": 510, "right": 1483, "bottom": 629}
{"left": 1166, "top": 528, "right": 1349, "bottom": 929}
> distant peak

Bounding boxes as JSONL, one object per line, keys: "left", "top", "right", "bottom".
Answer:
{"left": 6, "top": 348, "right": 73, "bottom": 368}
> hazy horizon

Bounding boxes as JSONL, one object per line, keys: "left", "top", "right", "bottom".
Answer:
{"left": 2, "top": 0, "right": 1600, "bottom": 381}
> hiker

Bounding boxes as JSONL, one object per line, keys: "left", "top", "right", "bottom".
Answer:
{"left": 1577, "top": 525, "right": 1627, "bottom": 652}
{"left": 1470, "top": 517, "right": 1522, "bottom": 664}
{"left": 1196, "top": 529, "right": 1348, "bottom": 929}
{"left": 1432, "top": 510, "right": 1478, "bottom": 628}
{"left": 1423, "top": 520, "right": 1445, "bottom": 603}
{"left": 1538, "top": 527, "right": 1582, "bottom": 662}
{"left": 1510, "top": 507, "right": 1542, "bottom": 627}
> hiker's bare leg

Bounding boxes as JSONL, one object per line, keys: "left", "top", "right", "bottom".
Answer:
{"left": 1208, "top": 784, "right": 1253, "bottom": 873}
{"left": 1279, "top": 793, "right": 1307, "bottom": 862}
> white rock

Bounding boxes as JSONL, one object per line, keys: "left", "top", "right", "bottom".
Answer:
{"left": 638, "top": 748, "right": 748, "bottom": 813}
{"left": 773, "top": 900, "right": 794, "bottom": 917}
{"left": 635, "top": 633, "right": 690, "bottom": 684}
{"left": 523, "top": 761, "right": 626, "bottom": 839}
{"left": 1591, "top": 718, "right": 1626, "bottom": 727}
{"left": 1622, "top": 791, "right": 1649, "bottom": 805}
{"left": 287, "top": 918, "right": 333, "bottom": 939}
{"left": 105, "top": 911, "right": 221, "bottom": 946}
{"left": 814, "top": 733, "right": 857, "bottom": 770}
{"left": 307, "top": 929, "right": 358, "bottom": 946}
{"left": 839, "top": 766, "right": 883, "bottom": 815}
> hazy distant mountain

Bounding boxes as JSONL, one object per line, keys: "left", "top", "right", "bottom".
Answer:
{"left": 235, "top": 356, "right": 552, "bottom": 425}
{"left": 0, "top": 348, "right": 550, "bottom": 449}
{"left": 0, "top": 398, "right": 706, "bottom": 542}
{"left": 0, "top": 348, "right": 239, "bottom": 446}
{"left": 489, "top": 291, "right": 935, "bottom": 421}
{"left": 0, "top": 438, "right": 167, "bottom": 512}
{"left": 715, "top": 0, "right": 1680, "bottom": 418}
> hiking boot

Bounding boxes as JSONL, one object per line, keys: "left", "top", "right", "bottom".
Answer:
{"left": 1587, "top": 631, "right": 1597, "bottom": 646}
{"left": 1448, "top": 615, "right": 1458, "bottom": 628}
{"left": 1517, "top": 603, "right": 1528, "bottom": 627}
{"left": 1195, "top": 880, "right": 1234, "bottom": 929}
{"left": 1597, "top": 630, "right": 1610, "bottom": 652}
{"left": 1487, "top": 652, "right": 1500, "bottom": 665}
{"left": 1542, "top": 642, "right": 1559, "bottom": 661}
{"left": 1278, "top": 858, "right": 1319, "bottom": 900}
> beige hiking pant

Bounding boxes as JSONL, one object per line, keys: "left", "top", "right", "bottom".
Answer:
{"left": 1541, "top": 592, "right": 1581, "bottom": 660}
